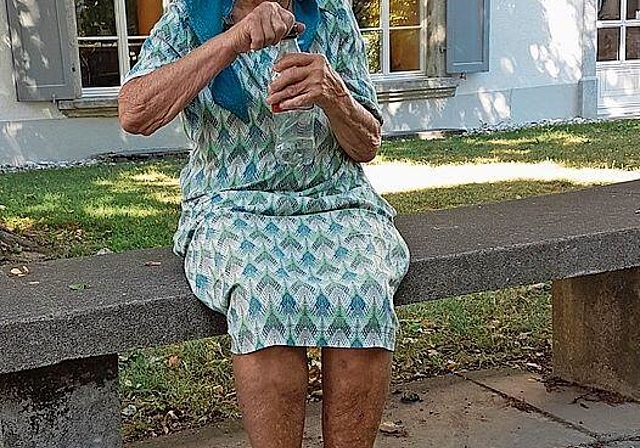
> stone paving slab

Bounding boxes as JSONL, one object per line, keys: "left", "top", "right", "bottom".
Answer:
{"left": 463, "top": 369, "right": 640, "bottom": 439}
{"left": 128, "top": 371, "right": 594, "bottom": 448}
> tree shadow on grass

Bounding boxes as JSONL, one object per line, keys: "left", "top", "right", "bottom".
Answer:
{"left": 0, "top": 158, "right": 185, "bottom": 258}
{"left": 379, "top": 120, "right": 640, "bottom": 169}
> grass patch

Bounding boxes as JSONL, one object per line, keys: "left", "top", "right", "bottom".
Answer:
{"left": 0, "top": 159, "right": 183, "bottom": 257}
{"left": 0, "top": 156, "right": 586, "bottom": 258}
{"left": 378, "top": 119, "right": 640, "bottom": 169}
{"left": 385, "top": 180, "right": 581, "bottom": 215}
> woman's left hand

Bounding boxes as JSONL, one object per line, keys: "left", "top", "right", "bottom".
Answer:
{"left": 266, "top": 53, "right": 348, "bottom": 112}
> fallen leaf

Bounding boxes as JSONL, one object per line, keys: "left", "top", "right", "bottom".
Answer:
{"left": 121, "top": 404, "right": 137, "bottom": 417}
{"left": 144, "top": 261, "right": 162, "bottom": 267}
{"left": 445, "top": 360, "right": 458, "bottom": 371}
{"left": 68, "top": 283, "right": 89, "bottom": 291}
{"left": 9, "top": 266, "right": 29, "bottom": 277}
{"left": 167, "top": 355, "right": 181, "bottom": 369}
{"left": 379, "top": 421, "right": 407, "bottom": 437}
{"left": 310, "top": 389, "right": 323, "bottom": 399}
{"left": 212, "top": 385, "right": 225, "bottom": 395}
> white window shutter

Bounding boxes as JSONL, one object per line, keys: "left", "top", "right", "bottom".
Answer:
{"left": 6, "top": 0, "right": 81, "bottom": 101}
{"left": 446, "top": 0, "right": 490, "bottom": 74}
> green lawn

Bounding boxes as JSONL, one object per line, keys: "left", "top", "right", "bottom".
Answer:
{"left": 377, "top": 119, "right": 640, "bottom": 169}
{"left": 1, "top": 119, "right": 636, "bottom": 440}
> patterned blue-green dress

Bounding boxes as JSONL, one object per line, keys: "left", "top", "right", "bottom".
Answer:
{"left": 125, "top": 0, "right": 410, "bottom": 354}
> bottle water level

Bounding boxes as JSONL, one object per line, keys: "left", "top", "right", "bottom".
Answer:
{"left": 274, "top": 108, "right": 315, "bottom": 166}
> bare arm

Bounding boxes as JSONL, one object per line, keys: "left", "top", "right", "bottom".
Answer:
{"left": 118, "top": 36, "right": 236, "bottom": 135}
{"left": 315, "top": 68, "right": 381, "bottom": 163}
{"left": 267, "top": 54, "right": 381, "bottom": 163}
{"left": 119, "top": 2, "right": 298, "bottom": 135}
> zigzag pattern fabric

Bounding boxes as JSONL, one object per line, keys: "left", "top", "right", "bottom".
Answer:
{"left": 126, "top": 0, "right": 410, "bottom": 354}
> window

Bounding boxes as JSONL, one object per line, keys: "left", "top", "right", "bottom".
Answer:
{"left": 75, "top": 0, "right": 164, "bottom": 93}
{"left": 73, "top": 0, "right": 427, "bottom": 89}
{"left": 353, "top": 0, "right": 425, "bottom": 77}
{"left": 597, "top": 0, "right": 640, "bottom": 62}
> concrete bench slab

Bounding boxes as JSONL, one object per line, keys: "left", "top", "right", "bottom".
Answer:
{"left": 1, "top": 180, "right": 639, "bottom": 375}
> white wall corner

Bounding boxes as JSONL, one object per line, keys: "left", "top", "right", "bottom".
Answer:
{"left": 580, "top": 0, "right": 598, "bottom": 118}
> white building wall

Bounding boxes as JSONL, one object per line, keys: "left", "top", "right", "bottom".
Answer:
{"left": 0, "top": 0, "right": 188, "bottom": 166}
{"left": 0, "top": 0, "right": 596, "bottom": 165}
{"left": 382, "top": 0, "right": 596, "bottom": 132}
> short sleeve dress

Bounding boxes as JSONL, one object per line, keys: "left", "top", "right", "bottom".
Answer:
{"left": 125, "top": 0, "right": 410, "bottom": 354}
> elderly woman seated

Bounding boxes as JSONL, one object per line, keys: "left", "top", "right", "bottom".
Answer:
{"left": 118, "top": 0, "right": 410, "bottom": 446}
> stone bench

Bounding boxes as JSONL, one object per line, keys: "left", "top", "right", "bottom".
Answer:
{"left": 1, "top": 180, "right": 639, "bottom": 448}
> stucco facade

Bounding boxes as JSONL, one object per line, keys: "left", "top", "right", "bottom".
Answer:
{"left": 0, "top": 0, "right": 598, "bottom": 165}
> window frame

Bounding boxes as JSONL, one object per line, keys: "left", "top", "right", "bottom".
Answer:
{"left": 597, "top": 0, "right": 640, "bottom": 66}
{"left": 357, "top": 0, "right": 428, "bottom": 79}
{"left": 67, "top": 0, "right": 453, "bottom": 110}
{"left": 77, "top": 0, "right": 166, "bottom": 95}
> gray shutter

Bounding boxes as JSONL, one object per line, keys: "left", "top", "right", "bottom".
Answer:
{"left": 446, "top": 0, "right": 490, "bottom": 74}
{"left": 6, "top": 0, "right": 81, "bottom": 101}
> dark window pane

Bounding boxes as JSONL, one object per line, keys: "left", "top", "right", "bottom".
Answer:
{"left": 598, "top": 0, "right": 621, "bottom": 20}
{"left": 75, "top": 0, "right": 117, "bottom": 37}
{"left": 352, "top": 0, "right": 380, "bottom": 28}
{"left": 628, "top": 0, "right": 640, "bottom": 19}
{"left": 627, "top": 27, "right": 640, "bottom": 59}
{"left": 127, "top": 0, "right": 163, "bottom": 36}
{"left": 597, "top": 27, "right": 620, "bottom": 61}
{"left": 390, "top": 0, "right": 420, "bottom": 26}
{"left": 361, "top": 31, "right": 381, "bottom": 73}
{"left": 79, "top": 40, "right": 120, "bottom": 87}
{"left": 390, "top": 28, "right": 420, "bottom": 71}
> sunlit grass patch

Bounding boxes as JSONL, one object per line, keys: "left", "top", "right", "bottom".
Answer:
{"left": 377, "top": 119, "right": 640, "bottom": 169}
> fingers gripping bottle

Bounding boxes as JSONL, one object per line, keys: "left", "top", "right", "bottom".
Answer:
{"left": 271, "top": 28, "right": 315, "bottom": 166}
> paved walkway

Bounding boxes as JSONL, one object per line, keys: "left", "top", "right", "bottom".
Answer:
{"left": 127, "top": 369, "right": 640, "bottom": 448}
{"left": 363, "top": 162, "right": 640, "bottom": 194}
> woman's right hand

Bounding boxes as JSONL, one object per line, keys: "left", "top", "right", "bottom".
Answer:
{"left": 228, "top": 2, "right": 302, "bottom": 54}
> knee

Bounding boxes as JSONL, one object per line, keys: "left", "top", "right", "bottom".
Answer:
{"left": 324, "top": 348, "right": 392, "bottom": 379}
{"left": 234, "top": 346, "right": 308, "bottom": 396}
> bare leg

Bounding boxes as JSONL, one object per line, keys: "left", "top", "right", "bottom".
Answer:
{"left": 233, "top": 346, "right": 309, "bottom": 448}
{"left": 321, "top": 348, "right": 392, "bottom": 448}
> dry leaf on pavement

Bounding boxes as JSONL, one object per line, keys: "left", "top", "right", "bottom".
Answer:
{"left": 9, "top": 266, "right": 29, "bottom": 277}
{"left": 379, "top": 421, "right": 407, "bottom": 437}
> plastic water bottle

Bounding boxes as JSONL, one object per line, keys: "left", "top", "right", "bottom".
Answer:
{"left": 271, "top": 28, "right": 315, "bottom": 166}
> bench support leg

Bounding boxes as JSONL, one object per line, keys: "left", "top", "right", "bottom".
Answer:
{"left": 552, "top": 267, "right": 640, "bottom": 399}
{"left": 0, "top": 355, "right": 122, "bottom": 448}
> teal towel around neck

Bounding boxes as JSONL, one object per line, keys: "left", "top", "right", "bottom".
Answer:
{"left": 184, "top": 0, "right": 319, "bottom": 122}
